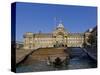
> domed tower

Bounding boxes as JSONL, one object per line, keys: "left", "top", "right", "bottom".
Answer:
{"left": 53, "top": 21, "right": 65, "bottom": 35}
{"left": 53, "top": 21, "right": 68, "bottom": 47}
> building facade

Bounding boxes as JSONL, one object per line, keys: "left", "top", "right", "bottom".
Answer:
{"left": 84, "top": 26, "right": 97, "bottom": 48}
{"left": 23, "top": 22, "right": 85, "bottom": 49}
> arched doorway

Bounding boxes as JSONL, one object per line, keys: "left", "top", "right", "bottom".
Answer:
{"left": 65, "top": 45, "right": 67, "bottom": 47}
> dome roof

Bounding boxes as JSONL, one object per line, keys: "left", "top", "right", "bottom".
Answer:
{"left": 57, "top": 23, "right": 64, "bottom": 28}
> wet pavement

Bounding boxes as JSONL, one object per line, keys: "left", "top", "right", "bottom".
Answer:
{"left": 16, "top": 47, "right": 97, "bottom": 73}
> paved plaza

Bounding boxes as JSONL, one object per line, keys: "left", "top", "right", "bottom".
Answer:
{"left": 16, "top": 47, "right": 97, "bottom": 73}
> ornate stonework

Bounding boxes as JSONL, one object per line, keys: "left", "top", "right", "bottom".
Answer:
{"left": 23, "top": 22, "right": 85, "bottom": 49}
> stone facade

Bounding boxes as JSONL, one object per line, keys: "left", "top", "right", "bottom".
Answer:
{"left": 23, "top": 22, "right": 86, "bottom": 49}
{"left": 84, "top": 26, "right": 97, "bottom": 47}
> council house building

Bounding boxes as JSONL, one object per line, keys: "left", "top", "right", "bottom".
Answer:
{"left": 23, "top": 22, "right": 86, "bottom": 49}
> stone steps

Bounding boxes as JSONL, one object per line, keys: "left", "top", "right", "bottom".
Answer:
{"left": 31, "top": 48, "right": 69, "bottom": 61}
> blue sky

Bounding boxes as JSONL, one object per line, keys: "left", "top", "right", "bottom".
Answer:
{"left": 15, "top": 2, "right": 97, "bottom": 41}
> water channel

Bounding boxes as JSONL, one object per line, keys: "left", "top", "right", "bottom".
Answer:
{"left": 16, "top": 47, "right": 97, "bottom": 73}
